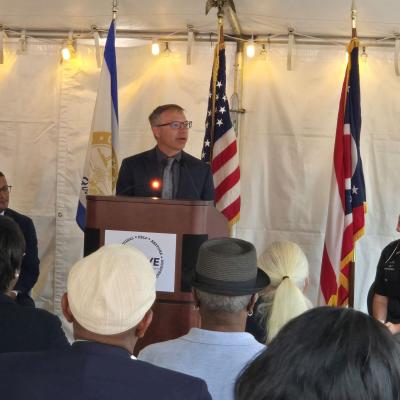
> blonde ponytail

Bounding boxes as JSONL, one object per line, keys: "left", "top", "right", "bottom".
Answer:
{"left": 258, "top": 241, "right": 312, "bottom": 342}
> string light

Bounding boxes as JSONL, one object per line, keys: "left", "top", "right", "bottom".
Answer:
{"left": 61, "top": 32, "right": 75, "bottom": 61}
{"left": 19, "top": 30, "right": 27, "bottom": 54}
{"left": 246, "top": 35, "right": 255, "bottom": 58}
{"left": 163, "top": 42, "right": 172, "bottom": 58}
{"left": 259, "top": 43, "right": 267, "bottom": 60}
{"left": 151, "top": 40, "right": 160, "bottom": 56}
{"left": 361, "top": 46, "right": 368, "bottom": 63}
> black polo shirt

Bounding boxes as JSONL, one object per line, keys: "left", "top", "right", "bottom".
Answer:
{"left": 374, "top": 240, "right": 400, "bottom": 298}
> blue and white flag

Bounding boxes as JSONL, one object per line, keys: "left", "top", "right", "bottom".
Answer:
{"left": 76, "top": 20, "right": 119, "bottom": 230}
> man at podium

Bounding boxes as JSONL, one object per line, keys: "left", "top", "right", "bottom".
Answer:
{"left": 117, "top": 104, "right": 215, "bottom": 201}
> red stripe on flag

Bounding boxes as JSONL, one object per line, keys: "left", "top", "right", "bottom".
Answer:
{"left": 214, "top": 167, "right": 240, "bottom": 203}
{"left": 320, "top": 245, "right": 338, "bottom": 304}
{"left": 341, "top": 223, "right": 354, "bottom": 262}
{"left": 338, "top": 262, "right": 350, "bottom": 305}
{"left": 221, "top": 196, "right": 241, "bottom": 222}
{"left": 212, "top": 140, "right": 237, "bottom": 172}
{"left": 333, "top": 79, "right": 347, "bottom": 209}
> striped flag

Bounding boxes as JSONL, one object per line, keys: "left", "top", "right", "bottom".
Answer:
{"left": 201, "top": 23, "right": 240, "bottom": 225}
{"left": 320, "top": 38, "right": 366, "bottom": 306}
{"left": 76, "top": 20, "right": 119, "bottom": 230}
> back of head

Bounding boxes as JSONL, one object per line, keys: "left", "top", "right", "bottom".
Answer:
{"left": 0, "top": 216, "right": 25, "bottom": 293}
{"left": 258, "top": 241, "right": 311, "bottom": 341}
{"left": 148, "top": 104, "right": 184, "bottom": 127}
{"left": 67, "top": 244, "right": 156, "bottom": 335}
{"left": 191, "top": 237, "right": 270, "bottom": 324}
{"left": 236, "top": 306, "right": 400, "bottom": 400}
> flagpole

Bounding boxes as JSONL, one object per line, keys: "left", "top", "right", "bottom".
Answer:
{"left": 349, "top": 0, "right": 357, "bottom": 308}
{"left": 201, "top": 1, "right": 241, "bottom": 228}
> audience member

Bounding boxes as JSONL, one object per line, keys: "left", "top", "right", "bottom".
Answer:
{"left": 0, "top": 244, "right": 211, "bottom": 399}
{"left": 373, "top": 214, "right": 400, "bottom": 332}
{"left": 139, "top": 237, "right": 270, "bottom": 400}
{"left": 0, "top": 171, "right": 39, "bottom": 306}
{"left": 247, "top": 241, "right": 312, "bottom": 342}
{"left": 0, "top": 216, "right": 69, "bottom": 352}
{"left": 236, "top": 306, "right": 400, "bottom": 400}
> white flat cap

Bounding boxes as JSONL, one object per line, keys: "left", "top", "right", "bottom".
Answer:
{"left": 67, "top": 244, "right": 156, "bottom": 335}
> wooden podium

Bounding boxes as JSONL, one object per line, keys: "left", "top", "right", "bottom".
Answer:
{"left": 84, "top": 195, "right": 228, "bottom": 353}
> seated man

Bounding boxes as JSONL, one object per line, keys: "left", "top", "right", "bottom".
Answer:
{"left": 0, "top": 171, "right": 39, "bottom": 306}
{"left": 139, "top": 237, "right": 270, "bottom": 400}
{"left": 0, "top": 216, "right": 69, "bottom": 352}
{"left": 0, "top": 245, "right": 211, "bottom": 400}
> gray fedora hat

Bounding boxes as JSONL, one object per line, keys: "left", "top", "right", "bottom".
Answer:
{"left": 192, "top": 237, "right": 270, "bottom": 295}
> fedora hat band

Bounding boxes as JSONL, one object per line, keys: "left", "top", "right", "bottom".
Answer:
{"left": 193, "top": 272, "right": 258, "bottom": 295}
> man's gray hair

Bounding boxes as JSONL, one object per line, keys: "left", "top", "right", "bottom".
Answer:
{"left": 148, "top": 104, "right": 184, "bottom": 127}
{"left": 195, "top": 289, "right": 251, "bottom": 313}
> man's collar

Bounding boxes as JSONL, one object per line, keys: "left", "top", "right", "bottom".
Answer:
{"left": 155, "top": 146, "right": 182, "bottom": 163}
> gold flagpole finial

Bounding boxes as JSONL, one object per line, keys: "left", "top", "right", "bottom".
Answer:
{"left": 112, "top": 0, "right": 118, "bottom": 21}
{"left": 351, "top": 0, "right": 357, "bottom": 38}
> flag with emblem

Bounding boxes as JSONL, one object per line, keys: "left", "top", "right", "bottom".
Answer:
{"left": 319, "top": 38, "right": 366, "bottom": 306}
{"left": 76, "top": 19, "right": 119, "bottom": 230}
{"left": 201, "top": 23, "right": 240, "bottom": 225}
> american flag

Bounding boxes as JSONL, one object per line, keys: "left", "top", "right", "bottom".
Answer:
{"left": 320, "top": 38, "right": 366, "bottom": 306}
{"left": 201, "top": 24, "right": 240, "bottom": 225}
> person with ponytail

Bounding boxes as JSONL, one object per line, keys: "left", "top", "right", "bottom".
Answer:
{"left": 247, "top": 241, "right": 312, "bottom": 343}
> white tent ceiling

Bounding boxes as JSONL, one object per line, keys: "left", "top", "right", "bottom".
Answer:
{"left": 2, "top": 0, "right": 400, "bottom": 39}
{"left": 1, "top": 0, "right": 400, "bottom": 323}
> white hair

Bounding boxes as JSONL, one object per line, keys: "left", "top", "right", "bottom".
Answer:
{"left": 195, "top": 289, "right": 252, "bottom": 313}
{"left": 257, "top": 241, "right": 312, "bottom": 342}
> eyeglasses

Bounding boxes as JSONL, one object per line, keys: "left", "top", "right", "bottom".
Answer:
{"left": 156, "top": 121, "right": 192, "bottom": 129}
{"left": 0, "top": 185, "right": 11, "bottom": 193}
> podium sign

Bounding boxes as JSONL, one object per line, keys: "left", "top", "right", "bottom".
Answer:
{"left": 105, "top": 230, "right": 176, "bottom": 293}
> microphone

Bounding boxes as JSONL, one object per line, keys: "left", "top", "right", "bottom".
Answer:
{"left": 180, "top": 158, "right": 201, "bottom": 200}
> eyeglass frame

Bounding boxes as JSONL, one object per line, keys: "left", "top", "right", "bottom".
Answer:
{"left": 156, "top": 120, "right": 192, "bottom": 129}
{"left": 0, "top": 185, "right": 12, "bottom": 193}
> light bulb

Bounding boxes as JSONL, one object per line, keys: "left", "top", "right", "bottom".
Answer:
{"left": 61, "top": 46, "right": 71, "bottom": 61}
{"left": 163, "top": 42, "right": 172, "bottom": 58}
{"left": 246, "top": 36, "right": 255, "bottom": 58}
{"left": 151, "top": 40, "right": 160, "bottom": 56}
{"left": 259, "top": 44, "right": 267, "bottom": 60}
{"left": 361, "top": 46, "right": 368, "bottom": 63}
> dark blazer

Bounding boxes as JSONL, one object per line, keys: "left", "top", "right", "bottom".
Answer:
{"left": 0, "top": 341, "right": 212, "bottom": 400}
{"left": 117, "top": 147, "right": 215, "bottom": 201}
{"left": 4, "top": 208, "right": 40, "bottom": 294}
{"left": 0, "top": 293, "right": 69, "bottom": 353}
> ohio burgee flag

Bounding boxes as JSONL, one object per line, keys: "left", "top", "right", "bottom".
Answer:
{"left": 320, "top": 38, "right": 366, "bottom": 306}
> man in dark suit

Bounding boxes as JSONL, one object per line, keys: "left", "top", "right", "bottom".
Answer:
{"left": 0, "top": 172, "right": 39, "bottom": 307}
{"left": 0, "top": 216, "right": 69, "bottom": 353}
{"left": 117, "top": 104, "right": 215, "bottom": 200}
{"left": 0, "top": 245, "right": 211, "bottom": 400}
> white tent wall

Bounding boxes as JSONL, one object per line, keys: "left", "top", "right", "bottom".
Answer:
{"left": 238, "top": 45, "right": 400, "bottom": 307}
{"left": 1, "top": 39, "right": 399, "bottom": 326}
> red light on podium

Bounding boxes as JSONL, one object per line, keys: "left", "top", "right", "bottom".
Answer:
{"left": 150, "top": 179, "right": 161, "bottom": 190}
